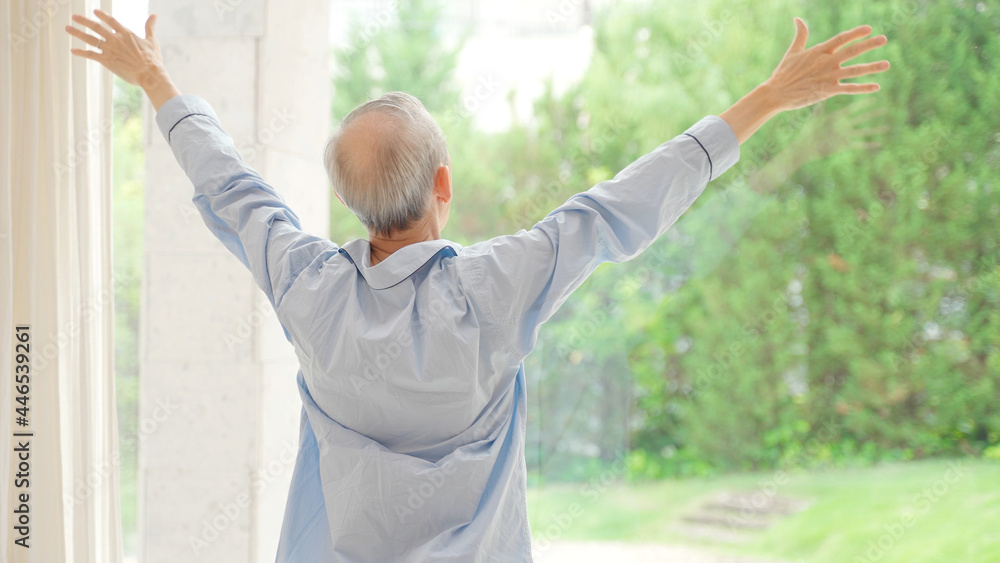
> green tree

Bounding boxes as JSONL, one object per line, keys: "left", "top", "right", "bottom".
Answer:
{"left": 799, "top": 0, "right": 1000, "bottom": 460}
{"left": 517, "top": 0, "right": 1000, "bottom": 475}
{"left": 329, "top": 0, "right": 1000, "bottom": 478}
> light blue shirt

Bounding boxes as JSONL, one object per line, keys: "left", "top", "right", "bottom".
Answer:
{"left": 156, "top": 94, "right": 740, "bottom": 562}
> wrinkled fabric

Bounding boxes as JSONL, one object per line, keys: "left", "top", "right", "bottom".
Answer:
{"left": 155, "top": 94, "right": 740, "bottom": 562}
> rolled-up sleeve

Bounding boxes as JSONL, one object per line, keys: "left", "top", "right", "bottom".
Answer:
{"left": 459, "top": 115, "right": 740, "bottom": 357}
{"left": 155, "top": 95, "right": 338, "bottom": 311}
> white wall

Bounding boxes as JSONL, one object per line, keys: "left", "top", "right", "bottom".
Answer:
{"left": 140, "top": 1, "right": 330, "bottom": 561}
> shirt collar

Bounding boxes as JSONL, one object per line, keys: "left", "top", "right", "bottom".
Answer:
{"left": 340, "top": 238, "right": 463, "bottom": 290}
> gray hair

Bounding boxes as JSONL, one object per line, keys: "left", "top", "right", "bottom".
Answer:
{"left": 325, "top": 92, "right": 449, "bottom": 237}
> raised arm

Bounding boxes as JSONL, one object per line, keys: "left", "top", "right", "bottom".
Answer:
{"left": 66, "top": 10, "right": 338, "bottom": 313}
{"left": 459, "top": 17, "right": 890, "bottom": 358}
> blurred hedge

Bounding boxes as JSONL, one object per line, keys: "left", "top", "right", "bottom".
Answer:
{"left": 330, "top": 0, "right": 1000, "bottom": 478}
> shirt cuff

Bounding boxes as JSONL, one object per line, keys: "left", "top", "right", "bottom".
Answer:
{"left": 154, "top": 94, "right": 219, "bottom": 144}
{"left": 682, "top": 115, "right": 741, "bottom": 182}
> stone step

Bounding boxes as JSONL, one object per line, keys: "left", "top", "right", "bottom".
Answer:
{"left": 702, "top": 493, "right": 810, "bottom": 516}
{"left": 681, "top": 512, "right": 773, "bottom": 530}
{"left": 675, "top": 491, "right": 812, "bottom": 545}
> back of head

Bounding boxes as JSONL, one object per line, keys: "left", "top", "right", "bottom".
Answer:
{"left": 325, "top": 92, "right": 449, "bottom": 237}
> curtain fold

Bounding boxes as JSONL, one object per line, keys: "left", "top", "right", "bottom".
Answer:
{"left": 2, "top": 0, "right": 122, "bottom": 561}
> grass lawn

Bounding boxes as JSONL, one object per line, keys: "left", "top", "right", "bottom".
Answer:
{"left": 526, "top": 458, "right": 1000, "bottom": 562}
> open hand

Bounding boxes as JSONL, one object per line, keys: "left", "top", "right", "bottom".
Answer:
{"left": 766, "top": 18, "right": 890, "bottom": 112}
{"left": 66, "top": 9, "right": 179, "bottom": 109}
{"left": 66, "top": 9, "right": 164, "bottom": 88}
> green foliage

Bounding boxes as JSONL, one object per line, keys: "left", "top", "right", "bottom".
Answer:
{"left": 795, "top": 0, "right": 1000, "bottom": 462}
{"left": 587, "top": 0, "right": 999, "bottom": 474}
{"left": 106, "top": 0, "right": 998, "bottom": 555}
{"left": 105, "top": 0, "right": 1000, "bottom": 556}
{"left": 331, "top": 0, "right": 464, "bottom": 120}
{"left": 327, "top": 0, "right": 1000, "bottom": 479}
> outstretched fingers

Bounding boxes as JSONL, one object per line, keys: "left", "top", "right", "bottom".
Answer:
{"left": 836, "top": 34, "right": 889, "bottom": 63}
{"left": 93, "top": 8, "right": 128, "bottom": 34}
{"left": 841, "top": 60, "right": 891, "bottom": 79}
{"left": 71, "top": 14, "right": 113, "bottom": 39}
{"left": 70, "top": 48, "right": 103, "bottom": 61}
{"left": 838, "top": 82, "right": 881, "bottom": 95}
{"left": 65, "top": 25, "right": 101, "bottom": 47}
{"left": 828, "top": 28, "right": 890, "bottom": 97}
{"left": 815, "top": 24, "right": 873, "bottom": 53}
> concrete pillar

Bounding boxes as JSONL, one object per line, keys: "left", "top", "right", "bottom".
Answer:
{"left": 140, "top": 1, "right": 330, "bottom": 561}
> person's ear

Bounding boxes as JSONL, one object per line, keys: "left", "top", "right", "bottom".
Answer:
{"left": 433, "top": 164, "right": 452, "bottom": 203}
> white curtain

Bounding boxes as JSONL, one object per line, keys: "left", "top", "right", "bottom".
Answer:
{"left": 1, "top": 0, "right": 122, "bottom": 562}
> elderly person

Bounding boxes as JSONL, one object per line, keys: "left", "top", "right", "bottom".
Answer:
{"left": 68, "top": 10, "right": 888, "bottom": 562}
